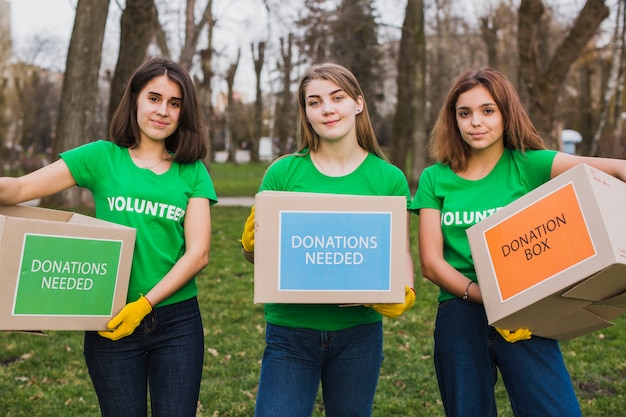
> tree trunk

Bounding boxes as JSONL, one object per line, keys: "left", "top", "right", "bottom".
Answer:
{"left": 198, "top": 4, "right": 215, "bottom": 167}
{"left": 276, "top": 34, "right": 294, "bottom": 156}
{"left": 408, "top": 0, "right": 427, "bottom": 193}
{"left": 225, "top": 49, "right": 240, "bottom": 164}
{"left": 518, "top": 0, "right": 609, "bottom": 148}
{"left": 45, "top": 0, "right": 110, "bottom": 208}
{"left": 179, "top": 0, "right": 212, "bottom": 70}
{"left": 107, "top": 0, "right": 159, "bottom": 124}
{"left": 389, "top": 0, "right": 427, "bottom": 192}
{"left": 250, "top": 41, "right": 265, "bottom": 163}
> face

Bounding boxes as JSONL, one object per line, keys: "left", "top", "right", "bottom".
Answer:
{"left": 304, "top": 79, "right": 363, "bottom": 144}
{"left": 455, "top": 85, "right": 504, "bottom": 154}
{"left": 136, "top": 74, "right": 182, "bottom": 143}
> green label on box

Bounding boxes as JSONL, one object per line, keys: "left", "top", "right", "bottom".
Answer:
{"left": 13, "top": 234, "right": 123, "bottom": 316}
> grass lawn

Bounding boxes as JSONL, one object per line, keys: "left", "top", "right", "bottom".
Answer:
{"left": 1, "top": 162, "right": 625, "bottom": 416}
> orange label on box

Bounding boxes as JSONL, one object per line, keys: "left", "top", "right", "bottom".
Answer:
{"left": 483, "top": 183, "right": 596, "bottom": 301}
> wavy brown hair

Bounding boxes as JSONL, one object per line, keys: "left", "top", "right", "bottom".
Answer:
{"left": 109, "top": 57, "right": 207, "bottom": 163}
{"left": 429, "top": 67, "right": 546, "bottom": 172}
{"left": 295, "top": 63, "right": 387, "bottom": 160}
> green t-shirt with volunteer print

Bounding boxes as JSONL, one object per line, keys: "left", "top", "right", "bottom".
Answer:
{"left": 259, "top": 150, "right": 411, "bottom": 331}
{"left": 410, "top": 148, "right": 557, "bottom": 303}
{"left": 60, "top": 140, "right": 217, "bottom": 307}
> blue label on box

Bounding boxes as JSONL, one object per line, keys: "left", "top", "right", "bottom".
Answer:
{"left": 278, "top": 211, "right": 392, "bottom": 291}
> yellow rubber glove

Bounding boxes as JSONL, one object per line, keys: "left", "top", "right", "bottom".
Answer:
{"left": 496, "top": 327, "right": 532, "bottom": 343}
{"left": 98, "top": 296, "right": 152, "bottom": 341}
{"left": 240, "top": 205, "right": 255, "bottom": 252}
{"left": 367, "top": 286, "right": 415, "bottom": 318}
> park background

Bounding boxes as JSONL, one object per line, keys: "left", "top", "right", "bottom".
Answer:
{"left": 1, "top": 0, "right": 626, "bottom": 415}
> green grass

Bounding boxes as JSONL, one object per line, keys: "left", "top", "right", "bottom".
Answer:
{"left": 207, "top": 161, "right": 269, "bottom": 197}
{"left": 1, "top": 162, "right": 625, "bottom": 416}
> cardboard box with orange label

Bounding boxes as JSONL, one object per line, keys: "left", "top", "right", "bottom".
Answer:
{"left": 467, "top": 164, "right": 626, "bottom": 340}
{"left": 253, "top": 191, "right": 407, "bottom": 304}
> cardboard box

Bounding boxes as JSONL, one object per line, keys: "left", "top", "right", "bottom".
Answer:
{"left": 467, "top": 164, "right": 626, "bottom": 340}
{"left": 254, "top": 191, "right": 407, "bottom": 304}
{"left": 0, "top": 205, "right": 136, "bottom": 331}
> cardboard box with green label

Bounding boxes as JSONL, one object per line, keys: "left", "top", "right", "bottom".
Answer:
{"left": 0, "top": 205, "right": 136, "bottom": 331}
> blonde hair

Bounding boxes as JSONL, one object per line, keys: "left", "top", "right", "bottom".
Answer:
{"left": 295, "top": 63, "right": 387, "bottom": 160}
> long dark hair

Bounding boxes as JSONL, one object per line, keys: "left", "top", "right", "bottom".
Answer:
{"left": 109, "top": 57, "right": 207, "bottom": 163}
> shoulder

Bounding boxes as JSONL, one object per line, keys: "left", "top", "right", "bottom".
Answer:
{"left": 61, "top": 140, "right": 122, "bottom": 163}
{"left": 266, "top": 153, "right": 308, "bottom": 174}
{"left": 508, "top": 148, "right": 556, "bottom": 163}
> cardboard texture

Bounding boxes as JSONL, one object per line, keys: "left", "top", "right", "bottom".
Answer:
{"left": 467, "top": 164, "right": 626, "bottom": 340}
{"left": 253, "top": 191, "right": 407, "bottom": 304}
{"left": 0, "top": 205, "right": 136, "bottom": 331}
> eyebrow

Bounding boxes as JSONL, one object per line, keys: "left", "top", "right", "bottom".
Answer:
{"left": 306, "top": 88, "right": 344, "bottom": 100}
{"left": 456, "top": 102, "right": 496, "bottom": 110}
{"left": 147, "top": 91, "right": 182, "bottom": 101}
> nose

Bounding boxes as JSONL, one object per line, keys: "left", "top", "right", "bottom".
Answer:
{"left": 321, "top": 100, "right": 335, "bottom": 115}
{"left": 470, "top": 113, "right": 481, "bottom": 126}
{"left": 156, "top": 101, "right": 169, "bottom": 116}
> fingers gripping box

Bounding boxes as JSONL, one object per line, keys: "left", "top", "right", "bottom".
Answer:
{"left": 467, "top": 164, "right": 626, "bottom": 340}
{"left": 0, "top": 205, "right": 136, "bottom": 331}
{"left": 253, "top": 191, "right": 407, "bottom": 304}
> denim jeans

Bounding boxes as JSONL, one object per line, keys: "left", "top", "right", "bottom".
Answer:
{"left": 433, "top": 298, "right": 582, "bottom": 417}
{"left": 254, "top": 321, "right": 383, "bottom": 417}
{"left": 84, "top": 297, "right": 204, "bottom": 417}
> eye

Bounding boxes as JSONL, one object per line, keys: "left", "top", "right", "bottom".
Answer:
{"left": 457, "top": 110, "right": 469, "bottom": 118}
{"left": 307, "top": 99, "right": 320, "bottom": 107}
{"left": 170, "top": 100, "right": 181, "bottom": 108}
{"left": 484, "top": 108, "right": 494, "bottom": 115}
{"left": 332, "top": 95, "right": 344, "bottom": 102}
{"left": 148, "top": 96, "right": 159, "bottom": 103}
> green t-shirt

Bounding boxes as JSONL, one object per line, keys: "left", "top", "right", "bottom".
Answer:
{"left": 259, "top": 151, "right": 411, "bottom": 330}
{"left": 61, "top": 140, "right": 217, "bottom": 307}
{"left": 410, "top": 148, "right": 557, "bottom": 302}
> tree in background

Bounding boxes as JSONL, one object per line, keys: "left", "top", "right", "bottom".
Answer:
{"left": 7, "top": 0, "right": 624, "bottom": 193}
{"left": 225, "top": 49, "right": 241, "bottom": 163}
{"left": 590, "top": 0, "right": 625, "bottom": 156}
{"left": 47, "top": 0, "right": 110, "bottom": 208}
{"left": 275, "top": 34, "right": 295, "bottom": 156}
{"left": 107, "top": 0, "right": 161, "bottom": 123}
{"left": 296, "top": 0, "right": 333, "bottom": 64}
{"left": 250, "top": 41, "right": 265, "bottom": 163}
{"left": 518, "top": 0, "right": 610, "bottom": 148}
{"left": 330, "top": 0, "right": 384, "bottom": 136}
{"left": 390, "top": 0, "right": 426, "bottom": 191}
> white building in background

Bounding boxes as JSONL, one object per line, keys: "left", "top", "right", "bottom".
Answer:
{"left": 561, "top": 129, "right": 583, "bottom": 155}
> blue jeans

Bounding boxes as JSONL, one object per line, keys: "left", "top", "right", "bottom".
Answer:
{"left": 254, "top": 321, "right": 383, "bottom": 417}
{"left": 84, "top": 297, "right": 204, "bottom": 417}
{"left": 433, "top": 298, "right": 582, "bottom": 417}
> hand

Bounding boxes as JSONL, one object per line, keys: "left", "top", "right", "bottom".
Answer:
{"left": 366, "top": 286, "right": 415, "bottom": 318}
{"left": 240, "top": 205, "right": 255, "bottom": 252}
{"left": 496, "top": 327, "right": 532, "bottom": 343}
{"left": 98, "top": 296, "right": 152, "bottom": 341}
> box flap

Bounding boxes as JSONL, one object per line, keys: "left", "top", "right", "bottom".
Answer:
{"left": 0, "top": 205, "right": 73, "bottom": 222}
{"left": 593, "top": 291, "right": 626, "bottom": 309}
{"left": 561, "top": 264, "right": 626, "bottom": 302}
{"left": 489, "top": 293, "right": 591, "bottom": 331}
{"left": 534, "top": 307, "right": 615, "bottom": 340}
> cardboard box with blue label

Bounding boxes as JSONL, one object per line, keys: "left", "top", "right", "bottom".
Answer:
{"left": 466, "top": 164, "right": 626, "bottom": 340}
{"left": 253, "top": 191, "right": 408, "bottom": 304}
{"left": 0, "top": 205, "right": 136, "bottom": 331}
